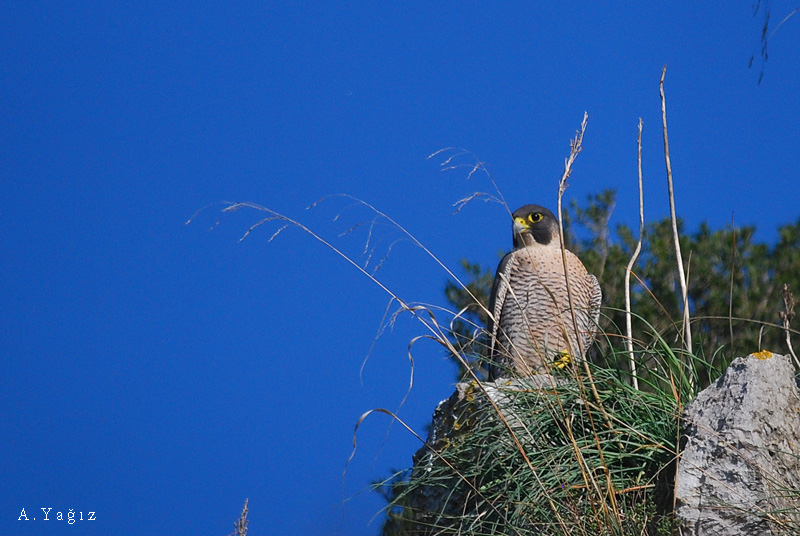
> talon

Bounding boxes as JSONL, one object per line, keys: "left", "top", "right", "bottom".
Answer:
{"left": 553, "top": 352, "right": 571, "bottom": 369}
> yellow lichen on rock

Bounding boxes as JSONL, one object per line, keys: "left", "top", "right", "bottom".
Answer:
{"left": 751, "top": 350, "right": 773, "bottom": 360}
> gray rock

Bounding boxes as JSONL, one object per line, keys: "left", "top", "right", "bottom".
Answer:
{"left": 676, "top": 352, "right": 800, "bottom": 535}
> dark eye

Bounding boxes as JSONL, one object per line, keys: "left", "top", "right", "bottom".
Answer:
{"left": 528, "top": 212, "right": 543, "bottom": 223}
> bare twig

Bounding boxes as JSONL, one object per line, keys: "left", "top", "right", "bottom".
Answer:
{"left": 625, "top": 119, "right": 645, "bottom": 391}
{"left": 660, "top": 66, "right": 693, "bottom": 359}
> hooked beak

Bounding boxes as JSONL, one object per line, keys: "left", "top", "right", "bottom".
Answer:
{"left": 513, "top": 216, "right": 529, "bottom": 235}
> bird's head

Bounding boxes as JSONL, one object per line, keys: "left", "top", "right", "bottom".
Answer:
{"left": 511, "top": 205, "right": 559, "bottom": 249}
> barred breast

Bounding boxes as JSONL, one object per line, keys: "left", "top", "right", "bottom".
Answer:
{"left": 492, "top": 244, "right": 601, "bottom": 376}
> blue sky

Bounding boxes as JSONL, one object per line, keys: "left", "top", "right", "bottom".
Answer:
{"left": 2, "top": 2, "right": 799, "bottom": 535}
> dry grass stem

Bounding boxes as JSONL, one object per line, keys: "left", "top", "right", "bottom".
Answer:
{"left": 729, "top": 215, "right": 737, "bottom": 356}
{"left": 428, "top": 147, "right": 510, "bottom": 216}
{"left": 232, "top": 499, "right": 248, "bottom": 536}
{"left": 781, "top": 284, "right": 800, "bottom": 369}
{"left": 556, "top": 112, "right": 589, "bottom": 359}
{"left": 769, "top": 6, "right": 800, "bottom": 41}
{"left": 201, "top": 195, "right": 560, "bottom": 526}
{"left": 554, "top": 114, "right": 623, "bottom": 526}
{"left": 555, "top": 114, "right": 599, "bottom": 384}
{"left": 660, "top": 66, "right": 693, "bottom": 360}
{"left": 625, "top": 118, "right": 645, "bottom": 391}
{"left": 350, "top": 407, "right": 527, "bottom": 535}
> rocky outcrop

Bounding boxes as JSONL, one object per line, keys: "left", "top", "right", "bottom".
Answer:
{"left": 676, "top": 352, "right": 800, "bottom": 535}
{"left": 388, "top": 354, "right": 800, "bottom": 536}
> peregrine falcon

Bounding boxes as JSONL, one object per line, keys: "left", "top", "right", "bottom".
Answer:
{"left": 487, "top": 205, "right": 602, "bottom": 378}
